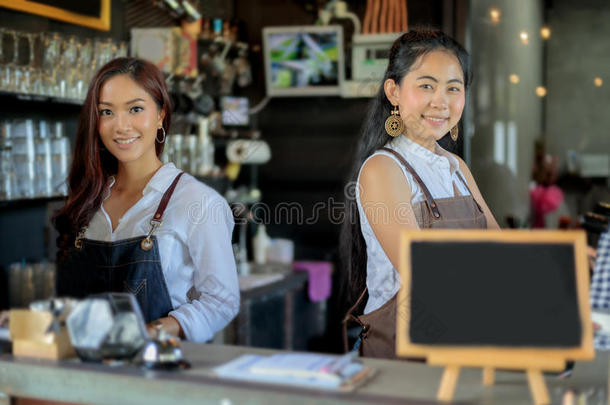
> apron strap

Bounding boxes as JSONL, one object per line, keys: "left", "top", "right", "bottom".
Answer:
{"left": 379, "top": 147, "right": 441, "bottom": 219}
{"left": 455, "top": 171, "right": 484, "bottom": 213}
{"left": 343, "top": 286, "right": 368, "bottom": 323}
{"left": 151, "top": 172, "right": 185, "bottom": 224}
{"left": 342, "top": 287, "right": 369, "bottom": 353}
{"left": 141, "top": 172, "right": 185, "bottom": 251}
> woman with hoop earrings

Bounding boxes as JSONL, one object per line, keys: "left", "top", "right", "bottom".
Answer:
{"left": 54, "top": 58, "right": 239, "bottom": 342}
{"left": 341, "top": 30, "right": 499, "bottom": 359}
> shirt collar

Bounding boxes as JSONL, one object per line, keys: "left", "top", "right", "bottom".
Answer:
{"left": 103, "top": 176, "right": 115, "bottom": 201}
{"left": 142, "top": 162, "right": 181, "bottom": 195}
{"left": 104, "top": 163, "right": 181, "bottom": 200}
{"left": 389, "top": 135, "right": 460, "bottom": 173}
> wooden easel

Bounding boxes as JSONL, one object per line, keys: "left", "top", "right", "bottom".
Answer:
{"left": 427, "top": 351, "right": 567, "bottom": 405}
{"left": 437, "top": 367, "right": 550, "bottom": 404}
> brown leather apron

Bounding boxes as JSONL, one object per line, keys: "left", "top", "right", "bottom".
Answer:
{"left": 343, "top": 147, "right": 488, "bottom": 359}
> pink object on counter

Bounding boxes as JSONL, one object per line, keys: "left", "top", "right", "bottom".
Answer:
{"left": 292, "top": 261, "right": 332, "bottom": 302}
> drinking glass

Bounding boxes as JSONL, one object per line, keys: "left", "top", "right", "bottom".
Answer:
{"left": 16, "top": 32, "right": 40, "bottom": 94}
{"left": 12, "top": 119, "right": 36, "bottom": 198}
{"left": 25, "top": 32, "right": 43, "bottom": 95}
{"left": 2, "top": 30, "right": 19, "bottom": 92}
{"left": 51, "top": 122, "right": 70, "bottom": 196}
{"left": 0, "top": 142, "right": 15, "bottom": 201}
{"left": 0, "top": 28, "right": 7, "bottom": 90}
{"left": 41, "top": 33, "right": 61, "bottom": 96}
{"left": 34, "top": 120, "right": 53, "bottom": 197}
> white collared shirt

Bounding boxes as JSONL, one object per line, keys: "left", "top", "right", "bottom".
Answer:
{"left": 356, "top": 135, "right": 471, "bottom": 314}
{"left": 85, "top": 163, "right": 239, "bottom": 342}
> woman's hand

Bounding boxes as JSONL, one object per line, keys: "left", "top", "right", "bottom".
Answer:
{"left": 146, "top": 316, "right": 184, "bottom": 339}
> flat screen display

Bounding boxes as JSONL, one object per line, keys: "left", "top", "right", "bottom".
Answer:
{"left": 263, "top": 26, "right": 344, "bottom": 97}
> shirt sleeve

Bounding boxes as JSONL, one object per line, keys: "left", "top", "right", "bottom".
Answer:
{"left": 168, "top": 193, "right": 240, "bottom": 342}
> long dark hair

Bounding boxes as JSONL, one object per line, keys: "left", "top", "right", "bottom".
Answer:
{"left": 339, "top": 29, "right": 471, "bottom": 307}
{"left": 53, "top": 57, "right": 172, "bottom": 262}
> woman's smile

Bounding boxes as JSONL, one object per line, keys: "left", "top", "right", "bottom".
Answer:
{"left": 421, "top": 114, "right": 449, "bottom": 127}
{"left": 114, "top": 135, "right": 142, "bottom": 147}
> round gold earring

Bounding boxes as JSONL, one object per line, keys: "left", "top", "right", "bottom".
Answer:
{"left": 450, "top": 125, "right": 459, "bottom": 142}
{"left": 385, "top": 105, "right": 404, "bottom": 137}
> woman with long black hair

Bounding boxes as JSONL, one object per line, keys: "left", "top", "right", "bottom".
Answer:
{"left": 54, "top": 58, "right": 239, "bottom": 342}
{"left": 341, "top": 30, "right": 499, "bottom": 358}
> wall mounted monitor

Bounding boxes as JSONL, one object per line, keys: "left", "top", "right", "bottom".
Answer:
{"left": 262, "top": 25, "right": 345, "bottom": 97}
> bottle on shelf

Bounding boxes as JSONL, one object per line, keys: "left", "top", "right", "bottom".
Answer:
{"left": 253, "top": 224, "right": 271, "bottom": 265}
{"left": 197, "top": 117, "right": 214, "bottom": 176}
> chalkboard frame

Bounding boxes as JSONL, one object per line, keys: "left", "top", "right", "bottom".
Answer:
{"left": 396, "top": 230, "right": 594, "bottom": 370}
{"left": 0, "top": 0, "right": 110, "bottom": 31}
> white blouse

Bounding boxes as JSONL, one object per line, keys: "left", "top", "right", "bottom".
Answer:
{"left": 85, "top": 163, "right": 239, "bottom": 342}
{"left": 356, "top": 135, "right": 470, "bottom": 314}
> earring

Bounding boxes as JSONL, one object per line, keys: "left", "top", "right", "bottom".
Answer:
{"left": 450, "top": 125, "right": 459, "bottom": 142}
{"left": 385, "top": 105, "right": 404, "bottom": 137}
{"left": 156, "top": 127, "right": 166, "bottom": 143}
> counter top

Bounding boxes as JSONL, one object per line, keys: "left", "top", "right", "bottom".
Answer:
{"left": 0, "top": 343, "right": 607, "bottom": 404}
{"left": 238, "top": 266, "right": 306, "bottom": 298}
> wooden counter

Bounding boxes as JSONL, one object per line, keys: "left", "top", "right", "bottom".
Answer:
{"left": 0, "top": 343, "right": 607, "bottom": 405}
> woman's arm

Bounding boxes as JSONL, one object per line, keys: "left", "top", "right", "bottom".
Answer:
{"left": 454, "top": 155, "right": 500, "bottom": 229}
{"left": 359, "top": 154, "right": 420, "bottom": 270}
{"left": 168, "top": 194, "right": 240, "bottom": 343}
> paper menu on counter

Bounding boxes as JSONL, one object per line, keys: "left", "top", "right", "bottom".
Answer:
{"left": 213, "top": 353, "right": 374, "bottom": 391}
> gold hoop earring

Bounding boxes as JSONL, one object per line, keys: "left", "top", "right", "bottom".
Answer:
{"left": 156, "top": 127, "right": 166, "bottom": 143}
{"left": 450, "top": 125, "right": 459, "bottom": 142}
{"left": 385, "top": 105, "right": 404, "bottom": 137}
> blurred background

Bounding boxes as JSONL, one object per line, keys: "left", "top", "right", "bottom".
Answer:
{"left": 0, "top": 0, "right": 608, "bottom": 354}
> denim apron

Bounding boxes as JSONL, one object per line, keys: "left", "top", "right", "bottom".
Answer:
{"left": 56, "top": 172, "right": 185, "bottom": 323}
{"left": 343, "top": 147, "right": 488, "bottom": 359}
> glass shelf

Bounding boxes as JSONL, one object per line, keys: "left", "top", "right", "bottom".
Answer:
{"left": 0, "top": 90, "right": 83, "bottom": 106}
{"left": 0, "top": 195, "right": 66, "bottom": 209}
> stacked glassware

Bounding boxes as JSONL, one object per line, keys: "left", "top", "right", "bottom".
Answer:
{"left": 0, "top": 28, "right": 127, "bottom": 101}
{"left": 0, "top": 119, "right": 71, "bottom": 201}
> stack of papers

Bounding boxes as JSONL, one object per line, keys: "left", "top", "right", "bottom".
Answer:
{"left": 213, "top": 352, "right": 374, "bottom": 391}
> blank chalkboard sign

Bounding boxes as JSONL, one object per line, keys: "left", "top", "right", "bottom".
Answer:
{"left": 0, "top": 0, "right": 110, "bottom": 31}
{"left": 396, "top": 230, "right": 594, "bottom": 404}
{"left": 409, "top": 241, "right": 581, "bottom": 347}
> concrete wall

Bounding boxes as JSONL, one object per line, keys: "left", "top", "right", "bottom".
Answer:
{"left": 466, "top": 0, "right": 544, "bottom": 226}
